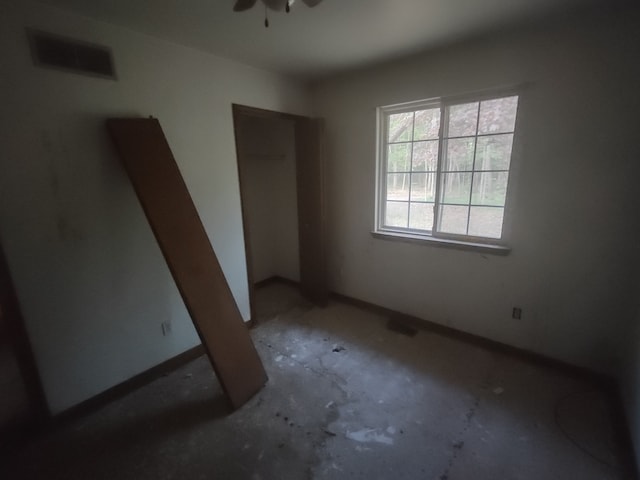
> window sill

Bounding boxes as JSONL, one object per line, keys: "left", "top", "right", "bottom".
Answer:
{"left": 371, "top": 230, "right": 511, "bottom": 255}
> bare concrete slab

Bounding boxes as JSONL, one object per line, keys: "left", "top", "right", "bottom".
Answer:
{"left": 1, "top": 283, "right": 633, "bottom": 479}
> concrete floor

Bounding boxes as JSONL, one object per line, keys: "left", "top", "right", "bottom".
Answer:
{"left": 2, "top": 283, "right": 634, "bottom": 479}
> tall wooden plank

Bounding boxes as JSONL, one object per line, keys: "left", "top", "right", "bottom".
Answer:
{"left": 106, "top": 118, "right": 267, "bottom": 410}
{"left": 295, "top": 118, "right": 328, "bottom": 305}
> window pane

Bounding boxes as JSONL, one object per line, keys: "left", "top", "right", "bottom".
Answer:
{"left": 444, "top": 138, "right": 475, "bottom": 171}
{"left": 409, "top": 202, "right": 434, "bottom": 231}
{"left": 471, "top": 172, "right": 509, "bottom": 206}
{"left": 388, "top": 143, "right": 411, "bottom": 172}
{"left": 475, "top": 134, "right": 513, "bottom": 171}
{"left": 478, "top": 96, "right": 518, "bottom": 134}
{"left": 441, "top": 172, "right": 472, "bottom": 205}
{"left": 410, "top": 173, "right": 436, "bottom": 202}
{"left": 413, "top": 108, "right": 440, "bottom": 141}
{"left": 448, "top": 102, "right": 479, "bottom": 137}
{"left": 385, "top": 201, "right": 408, "bottom": 228}
{"left": 388, "top": 112, "right": 413, "bottom": 142}
{"left": 438, "top": 205, "right": 468, "bottom": 235}
{"left": 412, "top": 140, "right": 438, "bottom": 171}
{"left": 387, "top": 173, "right": 410, "bottom": 200}
{"left": 468, "top": 206, "right": 504, "bottom": 238}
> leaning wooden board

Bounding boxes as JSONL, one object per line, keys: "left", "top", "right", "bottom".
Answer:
{"left": 106, "top": 118, "right": 267, "bottom": 410}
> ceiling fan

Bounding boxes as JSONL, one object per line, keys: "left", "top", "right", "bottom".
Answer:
{"left": 234, "top": 0, "right": 324, "bottom": 14}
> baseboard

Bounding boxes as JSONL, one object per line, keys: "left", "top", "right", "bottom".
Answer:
{"left": 53, "top": 344, "right": 206, "bottom": 424}
{"left": 24, "top": 279, "right": 634, "bottom": 473}
{"left": 256, "top": 277, "right": 609, "bottom": 384}
{"left": 329, "top": 289, "right": 640, "bottom": 474}
{"left": 42, "top": 278, "right": 293, "bottom": 419}
{"left": 331, "top": 291, "right": 610, "bottom": 384}
{"left": 254, "top": 275, "right": 300, "bottom": 290}
{"left": 44, "top": 278, "right": 292, "bottom": 420}
{"left": 253, "top": 276, "right": 280, "bottom": 289}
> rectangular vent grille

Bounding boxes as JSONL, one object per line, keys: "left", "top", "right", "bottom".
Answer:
{"left": 28, "top": 29, "right": 116, "bottom": 79}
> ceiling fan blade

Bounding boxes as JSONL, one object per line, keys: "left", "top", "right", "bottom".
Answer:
{"left": 301, "top": 0, "right": 323, "bottom": 6}
{"left": 233, "top": 0, "right": 258, "bottom": 12}
{"left": 263, "top": 0, "right": 288, "bottom": 11}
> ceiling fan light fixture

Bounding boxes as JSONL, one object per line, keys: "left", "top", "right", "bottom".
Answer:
{"left": 233, "top": 0, "right": 322, "bottom": 24}
{"left": 233, "top": 0, "right": 258, "bottom": 12}
{"left": 262, "top": 0, "right": 288, "bottom": 11}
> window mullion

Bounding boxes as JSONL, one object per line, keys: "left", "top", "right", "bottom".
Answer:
{"left": 466, "top": 102, "right": 482, "bottom": 235}
{"left": 433, "top": 105, "right": 447, "bottom": 235}
{"left": 377, "top": 92, "right": 518, "bottom": 244}
{"left": 406, "top": 112, "right": 415, "bottom": 229}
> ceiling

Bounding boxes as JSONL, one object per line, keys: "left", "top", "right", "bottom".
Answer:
{"left": 39, "top": 0, "right": 615, "bottom": 80}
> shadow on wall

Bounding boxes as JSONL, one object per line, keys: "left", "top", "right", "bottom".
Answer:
{"left": 9, "top": 111, "right": 189, "bottom": 413}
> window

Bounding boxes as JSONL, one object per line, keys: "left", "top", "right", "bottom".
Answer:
{"left": 376, "top": 91, "right": 519, "bottom": 248}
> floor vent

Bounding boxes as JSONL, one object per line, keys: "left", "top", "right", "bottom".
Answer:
{"left": 27, "top": 29, "right": 116, "bottom": 79}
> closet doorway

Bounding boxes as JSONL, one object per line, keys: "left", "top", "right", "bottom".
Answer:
{"left": 232, "top": 105, "right": 327, "bottom": 322}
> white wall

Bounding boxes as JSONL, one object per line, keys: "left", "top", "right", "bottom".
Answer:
{"left": 312, "top": 9, "right": 640, "bottom": 375}
{"left": 622, "top": 282, "right": 640, "bottom": 471}
{"left": 236, "top": 116, "right": 299, "bottom": 284}
{"left": 0, "top": 0, "right": 310, "bottom": 414}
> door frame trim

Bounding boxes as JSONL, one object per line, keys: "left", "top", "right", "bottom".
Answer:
{"left": 231, "top": 104, "right": 323, "bottom": 322}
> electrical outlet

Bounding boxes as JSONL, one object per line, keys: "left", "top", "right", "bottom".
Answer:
{"left": 512, "top": 307, "right": 522, "bottom": 320}
{"left": 161, "top": 321, "right": 172, "bottom": 336}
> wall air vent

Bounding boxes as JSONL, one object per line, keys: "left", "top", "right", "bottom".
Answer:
{"left": 27, "top": 29, "right": 116, "bottom": 79}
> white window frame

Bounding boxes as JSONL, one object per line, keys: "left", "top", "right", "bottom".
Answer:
{"left": 374, "top": 88, "right": 521, "bottom": 253}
